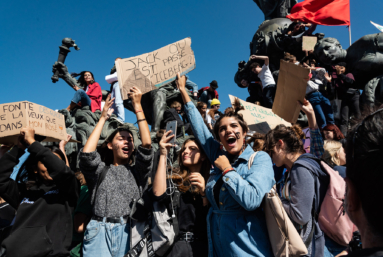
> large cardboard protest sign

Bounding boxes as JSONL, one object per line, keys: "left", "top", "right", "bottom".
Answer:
{"left": 116, "top": 37, "right": 196, "bottom": 99}
{"left": 302, "top": 36, "right": 317, "bottom": 51}
{"left": 0, "top": 101, "right": 68, "bottom": 144}
{"left": 229, "top": 95, "right": 290, "bottom": 134}
{"left": 272, "top": 60, "right": 310, "bottom": 123}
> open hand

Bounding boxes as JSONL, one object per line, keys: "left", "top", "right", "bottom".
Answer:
{"left": 214, "top": 155, "right": 231, "bottom": 172}
{"left": 102, "top": 94, "right": 115, "bottom": 120}
{"left": 189, "top": 172, "right": 206, "bottom": 195}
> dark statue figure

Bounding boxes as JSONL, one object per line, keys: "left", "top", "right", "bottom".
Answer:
{"left": 123, "top": 82, "right": 196, "bottom": 133}
{"left": 314, "top": 33, "right": 383, "bottom": 88}
{"left": 51, "top": 38, "right": 80, "bottom": 83}
{"left": 314, "top": 33, "right": 383, "bottom": 107}
{"left": 253, "top": 0, "right": 297, "bottom": 20}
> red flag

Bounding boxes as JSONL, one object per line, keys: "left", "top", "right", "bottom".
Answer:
{"left": 287, "top": 0, "right": 350, "bottom": 26}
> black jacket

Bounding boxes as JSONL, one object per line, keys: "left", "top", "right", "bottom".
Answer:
{"left": 347, "top": 248, "right": 383, "bottom": 257}
{"left": 0, "top": 142, "right": 79, "bottom": 257}
{"left": 160, "top": 108, "right": 190, "bottom": 137}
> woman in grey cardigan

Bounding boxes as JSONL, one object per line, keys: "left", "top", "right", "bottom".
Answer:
{"left": 264, "top": 100, "right": 332, "bottom": 257}
{"left": 79, "top": 87, "right": 153, "bottom": 257}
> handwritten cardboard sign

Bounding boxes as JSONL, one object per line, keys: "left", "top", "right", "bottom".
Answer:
{"left": 116, "top": 37, "right": 196, "bottom": 99}
{"left": 272, "top": 60, "right": 310, "bottom": 124}
{"left": 229, "top": 95, "right": 290, "bottom": 134}
{"left": 302, "top": 36, "right": 317, "bottom": 51}
{"left": 0, "top": 101, "right": 69, "bottom": 144}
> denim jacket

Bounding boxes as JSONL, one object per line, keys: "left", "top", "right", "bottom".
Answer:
{"left": 184, "top": 102, "right": 275, "bottom": 257}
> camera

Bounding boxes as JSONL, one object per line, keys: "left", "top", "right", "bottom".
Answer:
{"left": 349, "top": 231, "right": 362, "bottom": 252}
{"left": 238, "top": 60, "right": 246, "bottom": 69}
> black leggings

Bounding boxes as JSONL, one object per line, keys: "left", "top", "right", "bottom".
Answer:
{"left": 340, "top": 91, "right": 361, "bottom": 136}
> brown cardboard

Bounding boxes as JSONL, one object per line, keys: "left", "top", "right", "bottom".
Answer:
{"left": 302, "top": 36, "right": 317, "bottom": 51}
{"left": 116, "top": 37, "right": 196, "bottom": 99}
{"left": 0, "top": 101, "right": 69, "bottom": 144}
{"left": 272, "top": 60, "right": 310, "bottom": 123}
{"left": 229, "top": 95, "right": 290, "bottom": 134}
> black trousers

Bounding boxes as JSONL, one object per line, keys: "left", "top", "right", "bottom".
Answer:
{"left": 262, "top": 84, "right": 276, "bottom": 109}
{"left": 340, "top": 91, "right": 361, "bottom": 136}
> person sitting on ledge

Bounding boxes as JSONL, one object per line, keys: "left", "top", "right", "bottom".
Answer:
{"left": 67, "top": 71, "right": 102, "bottom": 113}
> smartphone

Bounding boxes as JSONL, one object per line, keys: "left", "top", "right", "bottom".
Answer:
{"left": 166, "top": 120, "right": 177, "bottom": 144}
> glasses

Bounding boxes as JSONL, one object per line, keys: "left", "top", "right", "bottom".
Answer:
{"left": 352, "top": 108, "right": 383, "bottom": 160}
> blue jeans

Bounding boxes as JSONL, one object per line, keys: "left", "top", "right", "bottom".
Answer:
{"left": 82, "top": 218, "right": 130, "bottom": 257}
{"left": 111, "top": 82, "right": 125, "bottom": 122}
{"left": 72, "top": 89, "right": 92, "bottom": 107}
{"left": 262, "top": 84, "right": 276, "bottom": 109}
{"left": 185, "top": 77, "right": 198, "bottom": 94}
{"left": 306, "top": 91, "right": 335, "bottom": 128}
{"left": 199, "top": 91, "right": 212, "bottom": 108}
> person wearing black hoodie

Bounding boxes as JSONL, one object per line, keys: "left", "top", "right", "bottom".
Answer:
{"left": 0, "top": 127, "right": 79, "bottom": 257}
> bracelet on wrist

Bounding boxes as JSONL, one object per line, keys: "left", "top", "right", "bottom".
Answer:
{"left": 222, "top": 168, "right": 235, "bottom": 176}
{"left": 137, "top": 119, "right": 146, "bottom": 123}
{"left": 135, "top": 109, "right": 143, "bottom": 114}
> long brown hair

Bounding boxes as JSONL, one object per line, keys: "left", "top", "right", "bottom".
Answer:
{"left": 171, "top": 138, "right": 211, "bottom": 194}
{"left": 208, "top": 109, "right": 219, "bottom": 121}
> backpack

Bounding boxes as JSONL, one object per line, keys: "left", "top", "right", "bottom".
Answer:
{"left": 249, "top": 152, "right": 309, "bottom": 257}
{"left": 126, "top": 187, "right": 180, "bottom": 257}
{"left": 297, "top": 155, "right": 357, "bottom": 246}
{"left": 94, "top": 167, "right": 180, "bottom": 257}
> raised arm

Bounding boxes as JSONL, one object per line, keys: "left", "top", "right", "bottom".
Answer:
{"left": 177, "top": 73, "right": 221, "bottom": 163}
{"left": 299, "top": 99, "right": 324, "bottom": 158}
{"left": 250, "top": 55, "right": 269, "bottom": 66}
{"left": 152, "top": 131, "right": 174, "bottom": 196}
{"left": 299, "top": 99, "right": 318, "bottom": 130}
{"left": 83, "top": 95, "right": 115, "bottom": 153}
{"left": 59, "top": 134, "right": 72, "bottom": 167}
{"left": 128, "top": 87, "right": 151, "bottom": 149}
{"left": 20, "top": 127, "right": 78, "bottom": 199}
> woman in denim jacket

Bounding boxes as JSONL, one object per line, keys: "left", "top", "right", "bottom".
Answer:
{"left": 176, "top": 73, "right": 275, "bottom": 257}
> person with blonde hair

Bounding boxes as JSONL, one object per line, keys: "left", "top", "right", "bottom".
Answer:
{"left": 322, "top": 140, "right": 346, "bottom": 178}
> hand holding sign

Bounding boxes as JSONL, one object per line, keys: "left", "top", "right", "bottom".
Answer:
{"left": 20, "top": 127, "right": 36, "bottom": 146}
{"left": 128, "top": 86, "right": 143, "bottom": 111}
{"left": 176, "top": 72, "right": 187, "bottom": 91}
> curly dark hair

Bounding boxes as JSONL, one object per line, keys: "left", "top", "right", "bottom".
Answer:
{"left": 212, "top": 98, "right": 248, "bottom": 141}
{"left": 264, "top": 124, "right": 306, "bottom": 155}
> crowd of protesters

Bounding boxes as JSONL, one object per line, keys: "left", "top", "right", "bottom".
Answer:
{"left": 0, "top": 26, "right": 383, "bottom": 257}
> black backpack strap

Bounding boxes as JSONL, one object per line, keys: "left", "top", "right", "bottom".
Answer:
{"left": 171, "top": 188, "right": 181, "bottom": 237}
{"left": 94, "top": 166, "right": 109, "bottom": 197}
